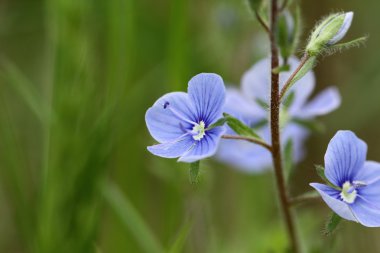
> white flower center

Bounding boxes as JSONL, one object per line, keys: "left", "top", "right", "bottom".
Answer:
{"left": 340, "top": 181, "right": 357, "bottom": 204}
{"left": 191, "top": 121, "right": 206, "bottom": 141}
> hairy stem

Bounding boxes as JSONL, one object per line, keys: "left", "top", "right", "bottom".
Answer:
{"left": 279, "top": 53, "right": 310, "bottom": 102}
{"left": 269, "top": 1, "right": 300, "bottom": 252}
{"left": 290, "top": 192, "right": 321, "bottom": 206}
{"left": 221, "top": 134, "right": 272, "bottom": 151}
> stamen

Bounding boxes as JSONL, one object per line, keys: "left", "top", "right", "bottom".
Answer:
{"left": 340, "top": 181, "right": 358, "bottom": 204}
{"left": 162, "top": 101, "right": 197, "bottom": 125}
{"left": 191, "top": 121, "right": 206, "bottom": 141}
{"left": 352, "top": 180, "right": 367, "bottom": 189}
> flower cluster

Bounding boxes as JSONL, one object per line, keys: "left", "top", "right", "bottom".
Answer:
{"left": 144, "top": 7, "right": 379, "bottom": 231}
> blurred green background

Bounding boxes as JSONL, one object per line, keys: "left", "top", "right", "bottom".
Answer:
{"left": 0, "top": 0, "right": 379, "bottom": 252}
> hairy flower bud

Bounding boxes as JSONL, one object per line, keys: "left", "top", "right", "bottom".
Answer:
{"left": 306, "top": 12, "right": 353, "bottom": 56}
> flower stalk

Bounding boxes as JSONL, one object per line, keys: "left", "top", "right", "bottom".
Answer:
{"left": 279, "top": 53, "right": 310, "bottom": 101}
{"left": 221, "top": 134, "right": 272, "bottom": 151}
{"left": 269, "top": 0, "right": 300, "bottom": 252}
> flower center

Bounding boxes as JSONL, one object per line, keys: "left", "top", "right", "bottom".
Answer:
{"left": 340, "top": 181, "right": 357, "bottom": 204}
{"left": 191, "top": 121, "right": 206, "bottom": 141}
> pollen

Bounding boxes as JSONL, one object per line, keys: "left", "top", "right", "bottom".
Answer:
{"left": 191, "top": 121, "right": 206, "bottom": 141}
{"left": 340, "top": 181, "right": 357, "bottom": 204}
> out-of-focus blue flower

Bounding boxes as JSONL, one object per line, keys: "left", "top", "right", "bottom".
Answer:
{"left": 216, "top": 57, "right": 341, "bottom": 172}
{"left": 311, "top": 131, "right": 380, "bottom": 227}
{"left": 146, "top": 73, "right": 226, "bottom": 163}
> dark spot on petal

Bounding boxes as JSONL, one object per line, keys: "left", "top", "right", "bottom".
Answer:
{"left": 163, "top": 101, "right": 170, "bottom": 109}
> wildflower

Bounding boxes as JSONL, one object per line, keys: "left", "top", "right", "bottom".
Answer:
{"left": 311, "top": 131, "right": 380, "bottom": 227}
{"left": 216, "top": 57, "right": 340, "bottom": 172}
{"left": 145, "top": 73, "right": 226, "bottom": 163}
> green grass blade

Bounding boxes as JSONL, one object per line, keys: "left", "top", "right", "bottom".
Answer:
{"left": 101, "top": 181, "right": 164, "bottom": 253}
{"left": 1, "top": 62, "right": 49, "bottom": 124}
{"left": 168, "top": 221, "right": 192, "bottom": 253}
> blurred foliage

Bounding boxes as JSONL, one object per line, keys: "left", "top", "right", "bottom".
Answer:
{"left": 0, "top": 0, "right": 380, "bottom": 252}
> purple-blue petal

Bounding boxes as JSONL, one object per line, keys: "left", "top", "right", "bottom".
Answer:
{"left": 310, "top": 183, "right": 358, "bottom": 222}
{"left": 188, "top": 73, "right": 225, "bottom": 125}
{"left": 283, "top": 123, "right": 310, "bottom": 163}
{"left": 358, "top": 182, "right": 380, "bottom": 205}
{"left": 356, "top": 163, "right": 380, "bottom": 209}
{"left": 324, "top": 130, "right": 367, "bottom": 187}
{"left": 215, "top": 123, "right": 308, "bottom": 173}
{"left": 241, "top": 58, "right": 271, "bottom": 103}
{"left": 355, "top": 161, "right": 380, "bottom": 185}
{"left": 179, "top": 126, "right": 225, "bottom": 163}
{"left": 242, "top": 57, "right": 315, "bottom": 111}
{"left": 295, "top": 87, "right": 341, "bottom": 119}
{"left": 224, "top": 87, "right": 267, "bottom": 123}
{"left": 216, "top": 137, "right": 272, "bottom": 173}
{"left": 147, "top": 135, "right": 195, "bottom": 159}
{"left": 146, "top": 92, "right": 196, "bottom": 143}
{"left": 351, "top": 197, "right": 380, "bottom": 227}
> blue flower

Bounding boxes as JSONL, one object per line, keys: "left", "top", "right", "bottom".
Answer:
{"left": 310, "top": 130, "right": 380, "bottom": 227}
{"left": 216, "top": 57, "right": 341, "bottom": 172}
{"left": 145, "top": 73, "right": 226, "bottom": 163}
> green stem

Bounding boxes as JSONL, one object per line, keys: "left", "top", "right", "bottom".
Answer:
{"left": 279, "top": 53, "right": 310, "bottom": 102}
{"left": 221, "top": 134, "right": 272, "bottom": 151}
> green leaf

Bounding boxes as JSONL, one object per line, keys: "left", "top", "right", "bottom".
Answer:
{"left": 322, "top": 36, "right": 368, "bottom": 56}
{"left": 315, "top": 164, "right": 327, "bottom": 181}
{"left": 255, "top": 98, "right": 269, "bottom": 110}
{"left": 277, "top": 8, "right": 301, "bottom": 61}
{"left": 323, "top": 213, "right": 342, "bottom": 236}
{"left": 189, "top": 161, "right": 200, "bottom": 185}
{"left": 292, "top": 118, "right": 325, "bottom": 133}
{"left": 223, "top": 113, "right": 261, "bottom": 139}
{"left": 277, "top": 11, "right": 293, "bottom": 60}
{"left": 290, "top": 6, "right": 302, "bottom": 55}
{"left": 251, "top": 118, "right": 268, "bottom": 129}
{"left": 168, "top": 221, "right": 192, "bottom": 253}
{"left": 272, "top": 64, "right": 290, "bottom": 74}
{"left": 282, "top": 91, "right": 295, "bottom": 109}
{"left": 314, "top": 165, "right": 340, "bottom": 190}
{"left": 247, "top": 0, "right": 263, "bottom": 12}
{"left": 207, "top": 117, "right": 227, "bottom": 130}
{"left": 101, "top": 182, "right": 164, "bottom": 253}
{"left": 284, "top": 138, "right": 294, "bottom": 181}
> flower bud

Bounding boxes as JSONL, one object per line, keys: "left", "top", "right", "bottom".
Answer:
{"left": 306, "top": 12, "right": 353, "bottom": 56}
